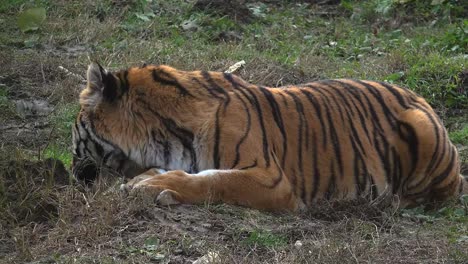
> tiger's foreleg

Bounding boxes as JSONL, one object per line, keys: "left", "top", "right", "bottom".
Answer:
{"left": 121, "top": 168, "right": 301, "bottom": 211}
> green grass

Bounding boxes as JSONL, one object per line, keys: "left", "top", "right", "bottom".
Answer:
{"left": 0, "top": 1, "right": 467, "bottom": 263}
{"left": 0, "top": 86, "right": 9, "bottom": 110}
{"left": 401, "top": 200, "right": 468, "bottom": 245}
{"left": 42, "top": 144, "right": 73, "bottom": 168}
{"left": 0, "top": 86, "right": 17, "bottom": 121}
{"left": 450, "top": 126, "right": 468, "bottom": 145}
{"left": 42, "top": 103, "right": 79, "bottom": 167}
{"left": 244, "top": 229, "right": 287, "bottom": 248}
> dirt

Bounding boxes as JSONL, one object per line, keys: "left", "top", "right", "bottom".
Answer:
{"left": 1, "top": 174, "right": 465, "bottom": 263}
{"left": 0, "top": 2, "right": 467, "bottom": 262}
{"left": 0, "top": 47, "right": 467, "bottom": 264}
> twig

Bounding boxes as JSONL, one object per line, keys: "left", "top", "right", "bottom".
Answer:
{"left": 225, "top": 60, "right": 246, "bottom": 74}
{"left": 58, "top": 66, "right": 85, "bottom": 82}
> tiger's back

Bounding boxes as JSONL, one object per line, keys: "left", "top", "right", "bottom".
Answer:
{"left": 210, "top": 76, "right": 463, "bottom": 207}
{"left": 72, "top": 63, "right": 467, "bottom": 211}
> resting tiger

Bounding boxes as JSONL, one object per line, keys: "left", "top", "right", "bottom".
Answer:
{"left": 71, "top": 62, "right": 467, "bottom": 211}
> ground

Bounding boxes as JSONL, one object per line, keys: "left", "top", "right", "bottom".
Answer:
{"left": 0, "top": 0, "right": 467, "bottom": 263}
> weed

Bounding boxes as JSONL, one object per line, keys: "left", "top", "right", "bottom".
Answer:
{"left": 0, "top": 86, "right": 16, "bottom": 121}
{"left": 450, "top": 126, "right": 468, "bottom": 145}
{"left": 244, "top": 229, "right": 287, "bottom": 249}
{"left": 0, "top": 0, "right": 467, "bottom": 262}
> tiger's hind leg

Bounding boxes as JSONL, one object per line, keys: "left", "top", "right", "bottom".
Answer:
{"left": 396, "top": 108, "right": 465, "bottom": 207}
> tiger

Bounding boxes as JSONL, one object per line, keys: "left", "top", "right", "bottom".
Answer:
{"left": 71, "top": 62, "right": 468, "bottom": 211}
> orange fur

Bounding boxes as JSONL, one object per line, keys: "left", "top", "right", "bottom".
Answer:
{"left": 72, "top": 63, "right": 467, "bottom": 211}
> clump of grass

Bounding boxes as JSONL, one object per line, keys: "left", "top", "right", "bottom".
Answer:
{"left": 1, "top": 0, "right": 467, "bottom": 262}
{"left": 0, "top": 86, "right": 17, "bottom": 121}
{"left": 0, "top": 155, "right": 69, "bottom": 228}
{"left": 41, "top": 103, "right": 79, "bottom": 167}
{"left": 244, "top": 229, "right": 287, "bottom": 248}
{"left": 450, "top": 126, "right": 468, "bottom": 145}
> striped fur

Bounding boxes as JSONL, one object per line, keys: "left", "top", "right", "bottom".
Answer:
{"left": 72, "top": 63, "right": 467, "bottom": 211}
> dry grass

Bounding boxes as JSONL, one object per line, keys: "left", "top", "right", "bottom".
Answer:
{"left": 1, "top": 159, "right": 466, "bottom": 263}
{"left": 0, "top": 0, "right": 467, "bottom": 263}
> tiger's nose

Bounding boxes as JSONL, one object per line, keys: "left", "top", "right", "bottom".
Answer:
{"left": 72, "top": 157, "right": 99, "bottom": 185}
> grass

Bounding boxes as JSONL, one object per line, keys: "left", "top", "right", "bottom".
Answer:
{"left": 244, "top": 229, "right": 288, "bottom": 248}
{"left": 450, "top": 126, "right": 468, "bottom": 145}
{"left": 0, "top": 0, "right": 467, "bottom": 263}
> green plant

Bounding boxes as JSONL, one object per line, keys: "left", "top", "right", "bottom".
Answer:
{"left": 42, "top": 144, "right": 72, "bottom": 168}
{"left": 124, "top": 236, "right": 165, "bottom": 261}
{"left": 17, "top": 7, "right": 46, "bottom": 33}
{"left": 244, "top": 229, "right": 287, "bottom": 248}
{"left": 450, "top": 126, "right": 468, "bottom": 145}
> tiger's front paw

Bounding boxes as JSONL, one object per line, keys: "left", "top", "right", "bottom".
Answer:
{"left": 121, "top": 170, "right": 188, "bottom": 206}
{"left": 120, "top": 168, "right": 164, "bottom": 194}
{"left": 156, "top": 190, "right": 181, "bottom": 205}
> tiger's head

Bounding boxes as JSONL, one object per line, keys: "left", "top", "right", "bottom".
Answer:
{"left": 71, "top": 63, "right": 214, "bottom": 183}
{"left": 71, "top": 63, "right": 146, "bottom": 183}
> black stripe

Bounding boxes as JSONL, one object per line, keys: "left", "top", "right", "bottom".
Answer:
{"left": 136, "top": 98, "right": 198, "bottom": 172}
{"left": 234, "top": 86, "right": 270, "bottom": 167}
{"left": 377, "top": 82, "right": 408, "bottom": 107}
{"left": 151, "top": 69, "right": 193, "bottom": 97}
{"left": 151, "top": 130, "right": 171, "bottom": 168}
{"left": 354, "top": 80, "right": 398, "bottom": 130}
{"left": 213, "top": 106, "right": 222, "bottom": 169}
{"left": 310, "top": 131, "right": 320, "bottom": 202}
{"left": 300, "top": 88, "right": 328, "bottom": 150}
{"left": 333, "top": 81, "right": 370, "bottom": 118}
{"left": 160, "top": 117, "right": 198, "bottom": 173}
{"left": 267, "top": 151, "right": 284, "bottom": 189}
{"left": 409, "top": 104, "right": 443, "bottom": 177}
{"left": 285, "top": 90, "right": 307, "bottom": 202}
{"left": 314, "top": 89, "right": 344, "bottom": 178}
{"left": 193, "top": 77, "right": 224, "bottom": 100}
{"left": 369, "top": 175, "right": 379, "bottom": 200}
{"left": 391, "top": 146, "right": 402, "bottom": 194}
{"left": 231, "top": 93, "right": 252, "bottom": 168}
{"left": 163, "top": 141, "right": 171, "bottom": 168}
{"left": 201, "top": 71, "right": 231, "bottom": 110}
{"left": 431, "top": 146, "right": 456, "bottom": 187}
{"left": 407, "top": 147, "right": 456, "bottom": 198}
{"left": 102, "top": 72, "right": 119, "bottom": 101}
{"left": 121, "top": 70, "right": 130, "bottom": 94}
{"left": 79, "top": 118, "right": 105, "bottom": 158}
{"left": 315, "top": 86, "right": 346, "bottom": 124}
{"left": 278, "top": 92, "right": 289, "bottom": 106}
{"left": 259, "top": 87, "right": 288, "bottom": 167}
{"left": 333, "top": 81, "right": 384, "bottom": 134}
{"left": 85, "top": 114, "right": 130, "bottom": 153}
{"left": 73, "top": 122, "right": 83, "bottom": 156}
{"left": 373, "top": 125, "right": 392, "bottom": 184}
{"left": 320, "top": 81, "right": 357, "bottom": 118}
{"left": 325, "top": 161, "right": 336, "bottom": 200}
{"left": 240, "top": 160, "right": 258, "bottom": 170}
{"left": 398, "top": 122, "right": 419, "bottom": 188}
{"left": 351, "top": 138, "right": 364, "bottom": 196}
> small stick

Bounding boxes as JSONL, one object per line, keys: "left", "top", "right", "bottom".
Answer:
{"left": 225, "top": 60, "right": 246, "bottom": 74}
{"left": 58, "top": 66, "right": 85, "bottom": 82}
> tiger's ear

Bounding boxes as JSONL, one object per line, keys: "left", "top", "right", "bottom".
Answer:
{"left": 86, "top": 62, "right": 119, "bottom": 102}
{"left": 86, "top": 62, "right": 105, "bottom": 89}
{"left": 81, "top": 63, "right": 121, "bottom": 111}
